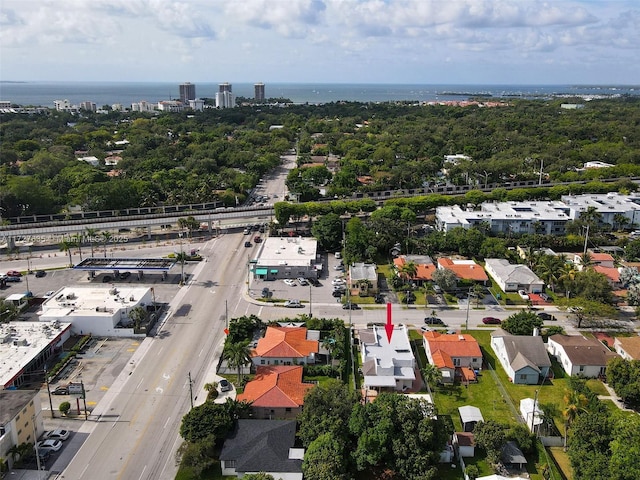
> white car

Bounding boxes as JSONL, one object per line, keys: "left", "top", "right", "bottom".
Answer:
{"left": 283, "top": 279, "right": 296, "bottom": 286}
{"left": 36, "top": 439, "right": 62, "bottom": 452}
{"left": 331, "top": 278, "right": 346, "bottom": 286}
{"left": 44, "top": 429, "right": 70, "bottom": 441}
{"left": 44, "top": 290, "right": 56, "bottom": 298}
{"left": 518, "top": 289, "right": 530, "bottom": 300}
{"left": 284, "top": 300, "right": 303, "bottom": 308}
{"left": 297, "top": 277, "right": 308, "bottom": 286}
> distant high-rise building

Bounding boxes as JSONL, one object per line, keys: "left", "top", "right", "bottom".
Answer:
{"left": 179, "top": 82, "right": 196, "bottom": 104}
{"left": 215, "top": 83, "right": 235, "bottom": 109}
{"left": 254, "top": 83, "right": 265, "bottom": 103}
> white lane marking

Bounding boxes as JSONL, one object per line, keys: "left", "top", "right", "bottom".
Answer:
{"left": 137, "top": 464, "right": 147, "bottom": 480}
{"left": 136, "top": 378, "right": 144, "bottom": 389}
{"left": 163, "top": 416, "right": 171, "bottom": 429}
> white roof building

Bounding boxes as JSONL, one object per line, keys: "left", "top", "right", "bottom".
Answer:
{"left": 0, "top": 321, "right": 72, "bottom": 389}
{"left": 359, "top": 325, "right": 416, "bottom": 392}
{"left": 253, "top": 237, "right": 318, "bottom": 280}
{"left": 520, "top": 398, "right": 543, "bottom": 432}
{"left": 39, "top": 286, "right": 153, "bottom": 337}
{"left": 561, "top": 192, "right": 640, "bottom": 227}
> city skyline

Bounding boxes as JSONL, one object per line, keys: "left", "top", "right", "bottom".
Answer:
{"left": 1, "top": 1, "right": 639, "bottom": 85}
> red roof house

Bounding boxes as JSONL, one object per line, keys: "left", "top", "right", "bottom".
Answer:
{"left": 236, "top": 365, "right": 314, "bottom": 419}
{"left": 251, "top": 326, "right": 319, "bottom": 366}
{"left": 423, "top": 331, "right": 483, "bottom": 383}
{"left": 437, "top": 258, "right": 489, "bottom": 283}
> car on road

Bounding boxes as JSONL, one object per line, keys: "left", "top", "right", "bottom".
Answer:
{"left": 482, "top": 316, "right": 501, "bottom": 325}
{"left": 219, "top": 379, "right": 232, "bottom": 392}
{"left": 253, "top": 235, "right": 262, "bottom": 243}
{"left": 243, "top": 228, "right": 251, "bottom": 235}
{"left": 284, "top": 300, "right": 303, "bottom": 308}
{"left": 244, "top": 241, "right": 252, "bottom": 247}
{"left": 283, "top": 279, "right": 296, "bottom": 286}
{"left": 424, "top": 316, "right": 444, "bottom": 325}
{"left": 36, "top": 439, "right": 62, "bottom": 452}
{"left": 51, "top": 385, "right": 69, "bottom": 395}
{"left": 44, "top": 429, "right": 70, "bottom": 441}
{"left": 537, "top": 312, "right": 557, "bottom": 322}
{"left": 44, "top": 290, "right": 56, "bottom": 298}
{"left": 35, "top": 270, "right": 46, "bottom": 278}
{"left": 342, "top": 301, "right": 360, "bottom": 310}
{"left": 6, "top": 270, "right": 22, "bottom": 277}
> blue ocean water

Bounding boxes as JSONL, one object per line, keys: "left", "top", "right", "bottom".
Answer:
{"left": 0, "top": 81, "right": 638, "bottom": 107}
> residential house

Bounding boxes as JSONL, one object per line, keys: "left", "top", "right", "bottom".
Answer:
{"left": 437, "top": 258, "right": 489, "bottom": 284}
{"left": 573, "top": 252, "right": 615, "bottom": 270}
{"left": 485, "top": 258, "right": 544, "bottom": 294}
{"left": 458, "top": 405, "right": 484, "bottom": 432}
{"left": 251, "top": 326, "right": 319, "bottom": 367}
{"left": 614, "top": 336, "right": 640, "bottom": 360}
{"left": 547, "top": 334, "right": 618, "bottom": 378}
{"left": 593, "top": 265, "right": 622, "bottom": 288}
{"left": 236, "top": 365, "right": 314, "bottom": 420}
{"left": 359, "top": 325, "right": 416, "bottom": 392}
{"left": 491, "top": 329, "right": 551, "bottom": 384}
{"left": 349, "top": 262, "right": 378, "bottom": 294}
{"left": 393, "top": 255, "right": 437, "bottom": 286}
{"left": 453, "top": 432, "right": 475, "bottom": 458}
{"left": 0, "top": 390, "right": 43, "bottom": 470}
{"left": 422, "top": 331, "right": 482, "bottom": 384}
{"left": 219, "top": 420, "right": 304, "bottom": 480}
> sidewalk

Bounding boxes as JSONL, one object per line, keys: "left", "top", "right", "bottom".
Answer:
{"left": 598, "top": 382, "right": 638, "bottom": 413}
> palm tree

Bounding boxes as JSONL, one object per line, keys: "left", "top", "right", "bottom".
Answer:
{"left": 322, "top": 337, "right": 336, "bottom": 367}
{"left": 59, "top": 239, "right": 74, "bottom": 267}
{"left": 613, "top": 213, "right": 630, "bottom": 232}
{"left": 562, "top": 389, "right": 589, "bottom": 449}
{"left": 85, "top": 227, "right": 98, "bottom": 258}
{"left": 559, "top": 262, "right": 577, "bottom": 298}
{"left": 175, "top": 251, "right": 189, "bottom": 285}
{"left": 421, "top": 364, "right": 443, "bottom": 396}
{"left": 399, "top": 261, "right": 418, "bottom": 281}
{"left": 536, "top": 254, "right": 563, "bottom": 292}
{"left": 578, "top": 251, "right": 595, "bottom": 270}
{"left": 101, "top": 231, "right": 113, "bottom": 258}
{"left": 222, "top": 341, "right": 252, "bottom": 383}
{"left": 72, "top": 233, "right": 83, "bottom": 261}
{"left": 128, "top": 306, "right": 147, "bottom": 331}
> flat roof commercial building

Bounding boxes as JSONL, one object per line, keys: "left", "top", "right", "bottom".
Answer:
{"left": 253, "top": 237, "right": 319, "bottom": 280}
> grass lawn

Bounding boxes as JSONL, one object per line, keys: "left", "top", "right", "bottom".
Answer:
{"left": 548, "top": 447, "right": 572, "bottom": 480}
{"left": 585, "top": 379, "right": 609, "bottom": 396}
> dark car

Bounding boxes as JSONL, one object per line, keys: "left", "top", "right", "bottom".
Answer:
{"left": 4, "top": 276, "right": 21, "bottom": 283}
{"left": 244, "top": 241, "right": 252, "bottom": 248}
{"left": 120, "top": 271, "right": 131, "bottom": 279}
{"left": 424, "top": 316, "right": 444, "bottom": 325}
{"left": 374, "top": 294, "right": 385, "bottom": 304}
{"left": 537, "top": 312, "right": 557, "bottom": 321}
{"left": 51, "top": 386, "right": 69, "bottom": 395}
{"left": 342, "top": 302, "right": 360, "bottom": 310}
{"left": 219, "top": 379, "right": 232, "bottom": 392}
{"left": 35, "top": 270, "right": 46, "bottom": 278}
{"left": 332, "top": 290, "right": 343, "bottom": 298}
{"left": 482, "top": 316, "right": 501, "bottom": 325}
{"left": 102, "top": 275, "right": 113, "bottom": 283}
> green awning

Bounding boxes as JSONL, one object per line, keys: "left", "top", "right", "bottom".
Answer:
{"left": 270, "top": 269, "right": 279, "bottom": 273}
{"left": 255, "top": 268, "right": 268, "bottom": 275}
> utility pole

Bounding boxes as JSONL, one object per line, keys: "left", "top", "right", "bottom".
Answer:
{"left": 44, "top": 366, "right": 54, "bottom": 419}
{"left": 309, "top": 283, "right": 312, "bottom": 318}
{"left": 465, "top": 287, "right": 472, "bottom": 331}
{"left": 531, "top": 389, "right": 539, "bottom": 433}
{"left": 188, "top": 372, "right": 194, "bottom": 408}
{"left": 583, "top": 224, "right": 590, "bottom": 256}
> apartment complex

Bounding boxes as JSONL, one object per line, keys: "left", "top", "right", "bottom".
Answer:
{"left": 216, "top": 82, "right": 235, "bottom": 108}
{"left": 254, "top": 82, "right": 265, "bottom": 103}
{"left": 179, "top": 82, "right": 196, "bottom": 104}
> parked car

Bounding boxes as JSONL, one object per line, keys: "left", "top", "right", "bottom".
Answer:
{"left": 342, "top": 301, "right": 360, "bottom": 310}
{"left": 4, "top": 276, "right": 21, "bottom": 282}
{"left": 482, "top": 316, "right": 501, "bottom": 325}
{"left": 6, "top": 270, "right": 22, "bottom": 277}
{"left": 518, "top": 289, "right": 530, "bottom": 300}
{"left": 334, "top": 252, "right": 342, "bottom": 259}
{"left": 284, "top": 300, "right": 303, "bottom": 308}
{"left": 296, "top": 277, "right": 308, "bottom": 286}
{"left": 219, "top": 379, "right": 232, "bottom": 392}
{"left": 244, "top": 241, "right": 252, "bottom": 248}
{"left": 331, "top": 278, "right": 346, "bottom": 286}
{"left": 332, "top": 290, "right": 344, "bottom": 298}
{"left": 433, "top": 285, "right": 443, "bottom": 293}
{"left": 44, "top": 290, "right": 56, "bottom": 298}
{"left": 44, "top": 429, "right": 70, "bottom": 441}
{"left": 243, "top": 228, "right": 251, "bottom": 235}
{"left": 119, "top": 271, "right": 131, "bottom": 279}
{"left": 308, "top": 278, "right": 320, "bottom": 287}
{"left": 51, "top": 386, "right": 69, "bottom": 395}
{"left": 537, "top": 312, "right": 557, "bottom": 322}
{"left": 35, "top": 270, "right": 46, "bottom": 278}
{"left": 253, "top": 235, "right": 262, "bottom": 243}
{"left": 539, "top": 293, "right": 551, "bottom": 302}
{"left": 283, "top": 279, "right": 296, "bottom": 286}
{"left": 424, "top": 316, "right": 444, "bottom": 325}
{"left": 36, "top": 439, "right": 62, "bottom": 452}
{"left": 374, "top": 294, "right": 385, "bottom": 304}
{"left": 334, "top": 264, "right": 345, "bottom": 271}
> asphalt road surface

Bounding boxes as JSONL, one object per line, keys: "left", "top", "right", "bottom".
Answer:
{"left": 60, "top": 233, "right": 253, "bottom": 480}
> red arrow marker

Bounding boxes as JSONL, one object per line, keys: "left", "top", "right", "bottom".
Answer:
{"left": 385, "top": 303, "right": 393, "bottom": 343}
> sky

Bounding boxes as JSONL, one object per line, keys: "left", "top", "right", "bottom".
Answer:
{"left": 1, "top": 0, "right": 639, "bottom": 85}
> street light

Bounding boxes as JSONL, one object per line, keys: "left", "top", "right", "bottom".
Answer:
{"left": 464, "top": 286, "right": 473, "bottom": 331}
{"left": 309, "top": 283, "right": 312, "bottom": 318}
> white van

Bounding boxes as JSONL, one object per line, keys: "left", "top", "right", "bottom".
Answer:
{"left": 334, "top": 252, "right": 342, "bottom": 259}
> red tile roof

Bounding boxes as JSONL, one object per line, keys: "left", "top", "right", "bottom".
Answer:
{"left": 594, "top": 266, "right": 620, "bottom": 283}
{"left": 236, "top": 365, "right": 313, "bottom": 408}
{"left": 437, "top": 258, "right": 488, "bottom": 281}
{"left": 252, "top": 326, "right": 319, "bottom": 359}
{"left": 394, "top": 257, "right": 437, "bottom": 281}
{"left": 424, "top": 331, "right": 483, "bottom": 365}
